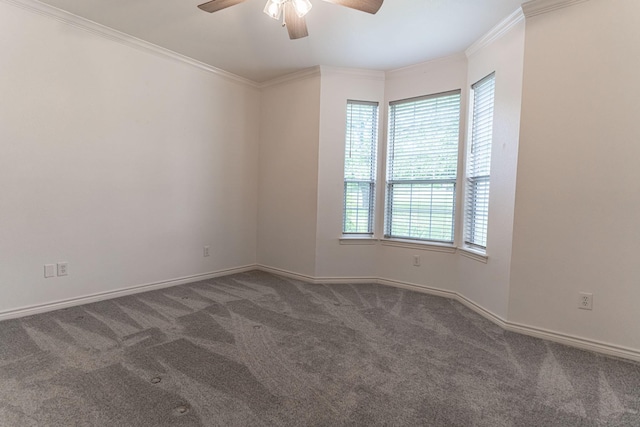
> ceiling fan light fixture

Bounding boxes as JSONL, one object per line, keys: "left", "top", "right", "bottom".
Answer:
{"left": 292, "top": 0, "right": 312, "bottom": 17}
{"left": 291, "top": 0, "right": 313, "bottom": 18}
{"left": 263, "top": 0, "right": 284, "bottom": 20}
{"left": 200, "top": 0, "right": 382, "bottom": 40}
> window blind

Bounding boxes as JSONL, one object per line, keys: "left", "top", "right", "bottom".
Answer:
{"left": 465, "top": 73, "right": 496, "bottom": 249}
{"left": 343, "top": 100, "right": 379, "bottom": 234}
{"left": 385, "top": 90, "right": 461, "bottom": 242}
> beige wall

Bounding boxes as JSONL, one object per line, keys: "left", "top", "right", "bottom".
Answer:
{"left": 0, "top": 2, "right": 260, "bottom": 313}
{"left": 509, "top": 0, "right": 640, "bottom": 349}
{"left": 376, "top": 56, "right": 469, "bottom": 292}
{"left": 4, "top": 0, "right": 640, "bottom": 358}
{"left": 457, "top": 19, "right": 525, "bottom": 320}
{"left": 257, "top": 74, "right": 321, "bottom": 277}
{"left": 315, "top": 68, "right": 385, "bottom": 279}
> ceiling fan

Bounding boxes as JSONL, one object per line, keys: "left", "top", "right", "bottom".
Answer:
{"left": 197, "top": 0, "right": 383, "bottom": 40}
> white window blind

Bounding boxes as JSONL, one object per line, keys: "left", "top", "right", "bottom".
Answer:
{"left": 465, "top": 73, "right": 496, "bottom": 249}
{"left": 343, "top": 100, "right": 379, "bottom": 234}
{"left": 385, "top": 90, "right": 461, "bottom": 242}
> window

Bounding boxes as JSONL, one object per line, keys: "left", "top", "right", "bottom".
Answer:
{"left": 465, "top": 73, "right": 496, "bottom": 250}
{"left": 385, "top": 90, "right": 461, "bottom": 242}
{"left": 343, "top": 100, "right": 379, "bottom": 234}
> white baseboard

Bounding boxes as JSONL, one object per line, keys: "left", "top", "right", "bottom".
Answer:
{"left": 255, "top": 265, "right": 317, "bottom": 283}
{"left": 257, "top": 265, "right": 640, "bottom": 363}
{"left": 0, "top": 264, "right": 256, "bottom": 321}
{"left": 3, "top": 263, "right": 639, "bottom": 362}
{"left": 504, "top": 321, "right": 640, "bottom": 363}
{"left": 455, "top": 293, "right": 509, "bottom": 328}
{"left": 377, "top": 277, "right": 457, "bottom": 300}
{"left": 255, "top": 264, "right": 378, "bottom": 285}
{"left": 384, "top": 280, "right": 640, "bottom": 363}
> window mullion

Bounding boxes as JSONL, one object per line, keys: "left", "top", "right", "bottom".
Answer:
{"left": 384, "top": 91, "right": 461, "bottom": 242}
{"left": 343, "top": 100, "right": 379, "bottom": 235}
{"left": 464, "top": 73, "right": 496, "bottom": 250}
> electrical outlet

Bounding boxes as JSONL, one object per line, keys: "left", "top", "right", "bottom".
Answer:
{"left": 579, "top": 292, "right": 593, "bottom": 310}
{"left": 57, "top": 262, "right": 68, "bottom": 277}
{"left": 413, "top": 255, "right": 420, "bottom": 267}
{"left": 203, "top": 246, "right": 210, "bottom": 257}
{"left": 44, "top": 264, "right": 56, "bottom": 278}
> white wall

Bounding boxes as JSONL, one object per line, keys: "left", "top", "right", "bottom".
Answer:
{"left": 275, "top": 57, "right": 468, "bottom": 294}
{"left": 276, "top": 56, "right": 470, "bottom": 296}
{"left": 257, "top": 73, "right": 321, "bottom": 277}
{"left": 6, "top": 0, "right": 640, "bottom": 359}
{"left": 0, "top": 2, "right": 260, "bottom": 314}
{"left": 376, "top": 56, "right": 468, "bottom": 292}
{"left": 509, "top": 0, "right": 640, "bottom": 349}
{"left": 457, "top": 18, "right": 525, "bottom": 320}
{"left": 315, "top": 67, "right": 385, "bottom": 279}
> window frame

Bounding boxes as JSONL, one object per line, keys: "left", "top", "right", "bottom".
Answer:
{"left": 464, "top": 72, "right": 496, "bottom": 252}
{"left": 383, "top": 90, "right": 462, "bottom": 244}
{"left": 342, "top": 100, "right": 380, "bottom": 235}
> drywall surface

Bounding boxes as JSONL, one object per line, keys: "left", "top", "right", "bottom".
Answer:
{"left": 376, "top": 55, "right": 468, "bottom": 292}
{"left": 257, "top": 74, "right": 321, "bottom": 277}
{"left": 0, "top": 2, "right": 260, "bottom": 313}
{"left": 314, "top": 68, "right": 385, "bottom": 279}
{"left": 457, "top": 19, "right": 525, "bottom": 320}
{"left": 509, "top": 0, "right": 640, "bottom": 349}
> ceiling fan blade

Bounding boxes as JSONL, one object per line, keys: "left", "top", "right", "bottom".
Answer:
{"left": 285, "top": 5, "right": 309, "bottom": 39}
{"left": 321, "top": 0, "right": 383, "bottom": 14}
{"left": 197, "top": 0, "right": 246, "bottom": 13}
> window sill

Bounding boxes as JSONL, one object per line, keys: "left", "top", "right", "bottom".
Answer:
{"left": 339, "top": 236, "right": 379, "bottom": 245}
{"left": 380, "top": 238, "right": 457, "bottom": 254}
{"left": 458, "top": 247, "right": 489, "bottom": 263}
{"left": 339, "top": 237, "right": 487, "bottom": 260}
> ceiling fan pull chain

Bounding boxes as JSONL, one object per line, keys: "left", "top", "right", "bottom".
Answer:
{"left": 282, "top": 4, "right": 287, "bottom": 27}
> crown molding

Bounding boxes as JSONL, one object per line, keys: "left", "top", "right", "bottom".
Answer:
{"left": 1, "top": 0, "right": 259, "bottom": 88}
{"left": 522, "top": 0, "right": 591, "bottom": 18}
{"left": 465, "top": 8, "right": 525, "bottom": 58}
{"left": 259, "top": 66, "right": 322, "bottom": 88}
{"left": 385, "top": 52, "right": 467, "bottom": 80}
{"left": 319, "top": 66, "right": 386, "bottom": 81}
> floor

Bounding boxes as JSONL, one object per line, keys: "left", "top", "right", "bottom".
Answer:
{"left": 1, "top": 270, "right": 639, "bottom": 426}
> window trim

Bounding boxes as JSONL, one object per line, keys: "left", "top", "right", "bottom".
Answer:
{"left": 458, "top": 246, "right": 489, "bottom": 263}
{"left": 384, "top": 89, "right": 462, "bottom": 243}
{"left": 380, "top": 237, "right": 457, "bottom": 253}
{"left": 339, "top": 236, "right": 379, "bottom": 245}
{"left": 463, "top": 72, "right": 496, "bottom": 252}
{"left": 342, "top": 99, "right": 379, "bottom": 235}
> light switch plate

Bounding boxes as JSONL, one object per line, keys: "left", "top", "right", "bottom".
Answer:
{"left": 44, "top": 264, "right": 56, "bottom": 278}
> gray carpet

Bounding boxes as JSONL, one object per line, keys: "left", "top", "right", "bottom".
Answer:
{"left": 0, "top": 270, "right": 639, "bottom": 426}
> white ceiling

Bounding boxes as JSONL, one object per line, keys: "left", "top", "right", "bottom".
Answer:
{"left": 35, "top": 0, "right": 526, "bottom": 82}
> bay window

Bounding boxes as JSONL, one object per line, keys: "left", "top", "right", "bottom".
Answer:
{"left": 464, "top": 73, "right": 496, "bottom": 250}
{"left": 343, "top": 100, "right": 379, "bottom": 234}
{"left": 385, "top": 91, "right": 461, "bottom": 243}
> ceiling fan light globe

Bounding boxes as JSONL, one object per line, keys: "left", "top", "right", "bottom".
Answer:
{"left": 263, "top": 0, "right": 283, "bottom": 20}
{"left": 292, "top": 0, "right": 312, "bottom": 17}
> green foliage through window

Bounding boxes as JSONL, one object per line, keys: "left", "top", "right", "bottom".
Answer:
{"left": 343, "top": 100, "right": 379, "bottom": 234}
{"left": 465, "top": 73, "right": 495, "bottom": 249}
{"left": 385, "top": 91, "right": 461, "bottom": 242}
